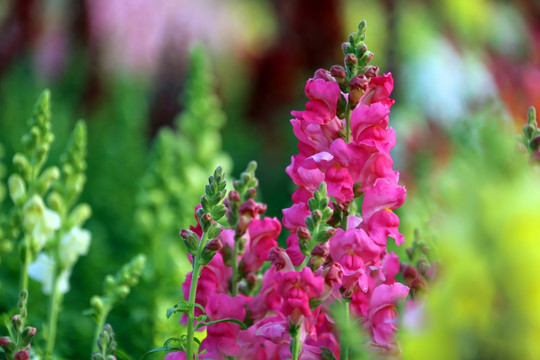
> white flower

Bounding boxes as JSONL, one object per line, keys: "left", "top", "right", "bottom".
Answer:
{"left": 59, "top": 227, "right": 91, "bottom": 268}
{"left": 23, "top": 195, "right": 61, "bottom": 252}
{"left": 28, "top": 253, "right": 70, "bottom": 295}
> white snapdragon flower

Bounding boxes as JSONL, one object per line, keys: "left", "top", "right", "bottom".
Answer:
{"left": 23, "top": 195, "right": 61, "bottom": 251}
{"left": 59, "top": 226, "right": 91, "bottom": 268}
{"left": 28, "top": 253, "right": 70, "bottom": 295}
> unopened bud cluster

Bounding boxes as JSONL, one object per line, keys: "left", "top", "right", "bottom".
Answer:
{"left": 522, "top": 106, "right": 540, "bottom": 162}
{"left": 0, "top": 291, "right": 36, "bottom": 360}
{"left": 92, "top": 324, "right": 117, "bottom": 360}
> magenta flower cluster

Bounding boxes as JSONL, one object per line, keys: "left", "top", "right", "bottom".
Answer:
{"left": 166, "top": 64, "right": 409, "bottom": 359}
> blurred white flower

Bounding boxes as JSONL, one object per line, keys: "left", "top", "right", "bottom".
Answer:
{"left": 23, "top": 195, "right": 61, "bottom": 252}
{"left": 28, "top": 253, "right": 70, "bottom": 295}
{"left": 59, "top": 226, "right": 91, "bottom": 268}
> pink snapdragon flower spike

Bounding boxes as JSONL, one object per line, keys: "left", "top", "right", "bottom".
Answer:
{"left": 278, "top": 20, "right": 410, "bottom": 359}
{"left": 172, "top": 21, "right": 411, "bottom": 360}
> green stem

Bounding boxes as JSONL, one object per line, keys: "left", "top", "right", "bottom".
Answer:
{"left": 340, "top": 301, "right": 350, "bottom": 360}
{"left": 186, "top": 232, "right": 209, "bottom": 360}
{"left": 19, "top": 235, "right": 31, "bottom": 293}
{"left": 291, "top": 326, "right": 302, "bottom": 360}
{"left": 345, "top": 105, "right": 352, "bottom": 144}
{"left": 92, "top": 304, "right": 111, "bottom": 353}
{"left": 231, "top": 235, "right": 239, "bottom": 296}
{"left": 45, "top": 273, "right": 64, "bottom": 359}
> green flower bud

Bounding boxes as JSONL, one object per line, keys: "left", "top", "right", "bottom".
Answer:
{"left": 199, "top": 238, "right": 223, "bottom": 266}
{"left": 37, "top": 166, "right": 60, "bottom": 195}
{"left": 47, "top": 191, "right": 65, "bottom": 214}
{"left": 12, "top": 153, "right": 31, "bottom": 180}
{"left": 69, "top": 203, "right": 92, "bottom": 227}
{"left": 90, "top": 295, "right": 104, "bottom": 313}
{"left": 8, "top": 174, "right": 26, "bottom": 206}
{"left": 207, "top": 223, "right": 224, "bottom": 239}
{"left": 181, "top": 229, "right": 200, "bottom": 255}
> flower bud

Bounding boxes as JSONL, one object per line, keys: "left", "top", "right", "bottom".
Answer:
{"left": 200, "top": 213, "right": 213, "bottom": 232}
{"left": 323, "top": 262, "right": 344, "bottom": 286}
{"left": 314, "top": 68, "right": 333, "bottom": 82}
{"left": 309, "top": 241, "right": 329, "bottom": 270}
{"left": 246, "top": 188, "right": 257, "bottom": 199}
{"left": 70, "top": 203, "right": 92, "bottom": 227}
{"left": 14, "top": 350, "right": 30, "bottom": 360}
{"left": 180, "top": 229, "right": 199, "bottom": 255}
{"left": 344, "top": 54, "right": 358, "bottom": 73}
{"left": 523, "top": 124, "right": 534, "bottom": 139}
{"left": 531, "top": 135, "right": 540, "bottom": 151}
{"left": 298, "top": 234, "right": 311, "bottom": 256}
{"left": 364, "top": 65, "right": 379, "bottom": 78}
{"left": 200, "top": 239, "right": 223, "bottom": 265}
{"left": 0, "top": 336, "right": 13, "bottom": 347}
{"left": 37, "top": 166, "right": 60, "bottom": 195}
{"left": 341, "top": 42, "right": 353, "bottom": 54}
{"left": 207, "top": 223, "right": 224, "bottom": 239}
{"left": 12, "top": 153, "right": 31, "bottom": 179}
{"left": 349, "top": 75, "right": 369, "bottom": 108}
{"left": 330, "top": 65, "right": 346, "bottom": 83}
{"left": 269, "top": 247, "right": 294, "bottom": 272}
{"left": 229, "top": 190, "right": 241, "bottom": 203}
{"left": 11, "top": 315, "right": 22, "bottom": 332}
{"left": 20, "top": 327, "right": 37, "bottom": 347}
{"left": 90, "top": 295, "right": 104, "bottom": 313}
{"left": 8, "top": 174, "right": 26, "bottom": 206}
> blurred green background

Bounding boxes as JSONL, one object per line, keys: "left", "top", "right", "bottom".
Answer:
{"left": 0, "top": 0, "right": 539, "bottom": 358}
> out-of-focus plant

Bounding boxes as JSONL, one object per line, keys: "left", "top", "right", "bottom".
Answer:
{"left": 522, "top": 106, "right": 540, "bottom": 161}
{"left": 0, "top": 290, "right": 37, "bottom": 360}
{"left": 87, "top": 254, "right": 145, "bottom": 354}
{"left": 134, "top": 45, "right": 231, "bottom": 346}
{"left": 91, "top": 324, "right": 117, "bottom": 360}
{"left": 401, "top": 112, "right": 540, "bottom": 359}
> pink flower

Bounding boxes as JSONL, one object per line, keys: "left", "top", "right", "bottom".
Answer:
{"left": 275, "top": 267, "right": 325, "bottom": 324}
{"left": 362, "top": 208, "right": 404, "bottom": 246}
{"left": 164, "top": 351, "right": 186, "bottom": 360}
{"left": 285, "top": 234, "right": 305, "bottom": 267}
{"left": 286, "top": 153, "right": 327, "bottom": 191}
{"left": 329, "top": 229, "right": 380, "bottom": 276}
{"left": 367, "top": 283, "right": 409, "bottom": 345}
{"left": 360, "top": 73, "right": 395, "bottom": 108}
{"left": 247, "top": 266, "right": 283, "bottom": 320}
{"left": 291, "top": 78, "right": 341, "bottom": 125}
{"left": 238, "top": 315, "right": 291, "bottom": 360}
{"left": 282, "top": 202, "right": 310, "bottom": 232}
{"left": 237, "top": 199, "right": 267, "bottom": 234}
{"left": 241, "top": 217, "right": 281, "bottom": 272}
{"left": 201, "top": 294, "right": 246, "bottom": 358}
{"left": 350, "top": 103, "right": 390, "bottom": 142}
{"left": 362, "top": 178, "right": 406, "bottom": 221}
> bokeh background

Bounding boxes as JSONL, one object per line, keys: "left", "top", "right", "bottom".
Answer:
{"left": 0, "top": 0, "right": 539, "bottom": 358}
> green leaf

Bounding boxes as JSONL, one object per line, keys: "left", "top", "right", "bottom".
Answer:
{"left": 195, "top": 318, "right": 247, "bottom": 330}
{"left": 138, "top": 346, "right": 184, "bottom": 360}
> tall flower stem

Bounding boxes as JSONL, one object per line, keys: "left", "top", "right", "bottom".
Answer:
{"left": 186, "top": 232, "right": 209, "bottom": 360}
{"left": 19, "top": 234, "right": 31, "bottom": 292}
{"left": 345, "top": 105, "right": 352, "bottom": 144}
{"left": 291, "top": 324, "right": 302, "bottom": 360}
{"left": 91, "top": 304, "right": 111, "bottom": 353}
{"left": 45, "top": 274, "right": 63, "bottom": 359}
{"left": 339, "top": 302, "right": 350, "bottom": 360}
